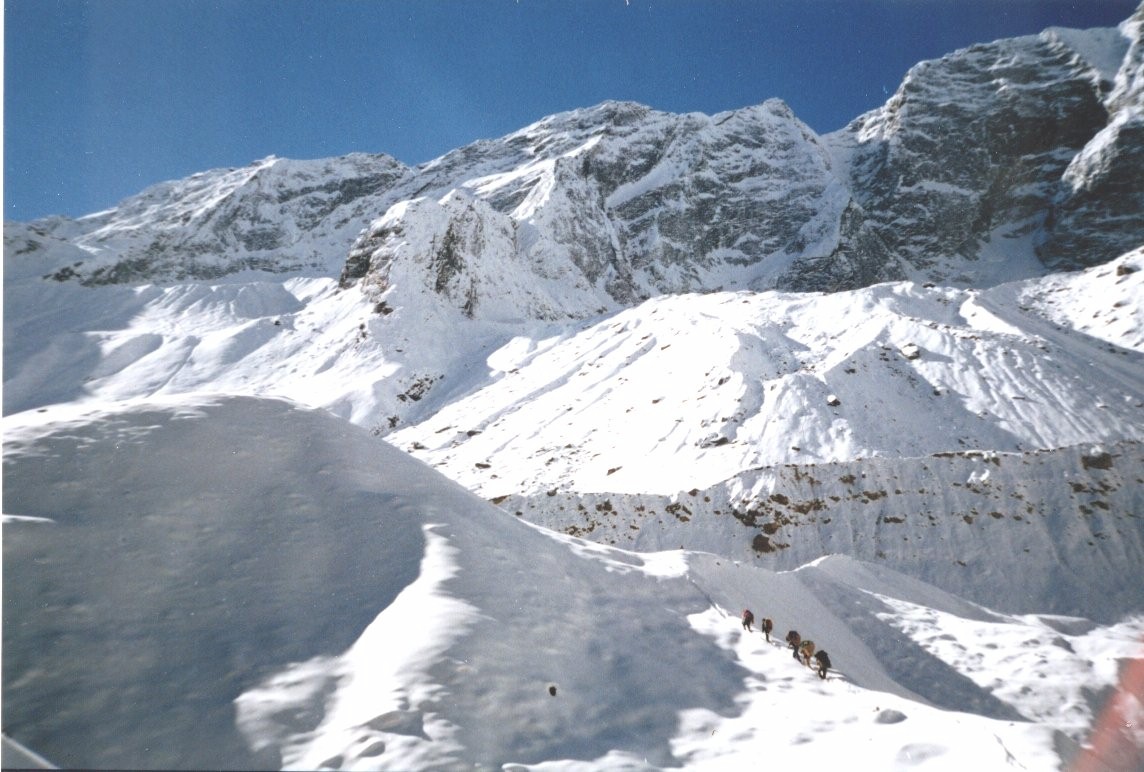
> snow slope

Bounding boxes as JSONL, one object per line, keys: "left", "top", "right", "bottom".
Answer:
{"left": 4, "top": 396, "right": 1141, "bottom": 770}
{"left": 381, "top": 251, "right": 1144, "bottom": 624}
{"left": 5, "top": 239, "right": 1143, "bottom": 622}
{"left": 6, "top": 243, "right": 1142, "bottom": 453}
{"left": 392, "top": 252, "right": 1144, "bottom": 494}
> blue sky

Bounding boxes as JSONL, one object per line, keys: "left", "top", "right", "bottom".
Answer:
{"left": 4, "top": 0, "right": 1138, "bottom": 222}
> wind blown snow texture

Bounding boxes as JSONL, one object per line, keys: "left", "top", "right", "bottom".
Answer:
{"left": 4, "top": 10, "right": 1144, "bottom": 772}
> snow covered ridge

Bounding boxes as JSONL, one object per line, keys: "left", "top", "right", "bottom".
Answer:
{"left": 4, "top": 154, "right": 414, "bottom": 284}
{"left": 4, "top": 395, "right": 1142, "bottom": 770}
{"left": 7, "top": 12, "right": 1144, "bottom": 299}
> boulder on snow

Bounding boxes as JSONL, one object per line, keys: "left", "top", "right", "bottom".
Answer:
{"left": 826, "top": 394, "right": 842, "bottom": 407}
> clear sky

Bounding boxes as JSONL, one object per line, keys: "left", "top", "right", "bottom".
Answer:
{"left": 4, "top": 0, "right": 1138, "bottom": 222}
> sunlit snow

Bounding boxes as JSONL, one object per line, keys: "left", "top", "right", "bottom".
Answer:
{"left": 4, "top": 12, "right": 1144, "bottom": 769}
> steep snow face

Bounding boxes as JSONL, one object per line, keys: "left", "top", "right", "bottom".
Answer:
{"left": 4, "top": 396, "right": 1140, "bottom": 769}
{"left": 341, "top": 189, "right": 623, "bottom": 322}
{"left": 340, "top": 99, "right": 844, "bottom": 320}
{"left": 1108, "top": 5, "right": 1144, "bottom": 115}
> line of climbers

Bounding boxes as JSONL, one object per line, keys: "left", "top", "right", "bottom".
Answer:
{"left": 741, "top": 608, "right": 831, "bottom": 679}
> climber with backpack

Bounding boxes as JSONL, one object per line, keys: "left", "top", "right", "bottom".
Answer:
{"left": 785, "top": 630, "right": 801, "bottom": 659}
{"left": 761, "top": 617, "right": 774, "bottom": 642}
{"left": 814, "top": 649, "right": 831, "bottom": 679}
{"left": 741, "top": 609, "right": 755, "bottom": 632}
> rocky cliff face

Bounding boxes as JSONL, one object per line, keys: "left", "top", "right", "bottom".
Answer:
{"left": 8, "top": 17, "right": 1142, "bottom": 319}
{"left": 1039, "top": 8, "right": 1144, "bottom": 268}
{"left": 340, "top": 99, "right": 846, "bottom": 320}
{"left": 823, "top": 25, "right": 1134, "bottom": 286}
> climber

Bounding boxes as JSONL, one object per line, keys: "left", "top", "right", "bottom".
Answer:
{"left": 761, "top": 617, "right": 773, "bottom": 642}
{"left": 798, "top": 639, "right": 816, "bottom": 666}
{"left": 786, "top": 630, "right": 801, "bottom": 659}
{"left": 741, "top": 609, "right": 755, "bottom": 632}
{"left": 814, "top": 649, "right": 832, "bottom": 679}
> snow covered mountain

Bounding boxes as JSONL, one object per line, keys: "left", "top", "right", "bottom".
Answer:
{"left": 4, "top": 10, "right": 1144, "bottom": 771}
{"left": 5, "top": 153, "right": 413, "bottom": 284}
{"left": 9, "top": 10, "right": 1144, "bottom": 303}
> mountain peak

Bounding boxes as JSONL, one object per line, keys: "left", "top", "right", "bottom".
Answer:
{"left": 10, "top": 16, "right": 1140, "bottom": 296}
